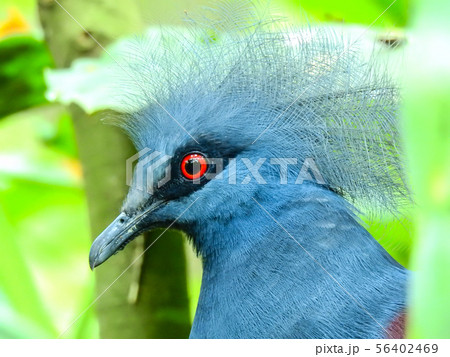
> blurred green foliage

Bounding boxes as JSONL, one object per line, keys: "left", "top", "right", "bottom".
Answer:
{"left": 365, "top": 216, "right": 412, "bottom": 268}
{"left": 278, "top": 0, "right": 409, "bottom": 26}
{"left": 0, "top": 105, "right": 98, "bottom": 338}
{"left": 0, "top": 36, "right": 52, "bottom": 117}
{"left": 403, "top": 0, "right": 450, "bottom": 338}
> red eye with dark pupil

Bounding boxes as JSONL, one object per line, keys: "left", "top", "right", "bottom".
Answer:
{"left": 181, "top": 153, "right": 208, "bottom": 180}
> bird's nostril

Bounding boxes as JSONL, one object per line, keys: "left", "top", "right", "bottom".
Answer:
{"left": 119, "top": 218, "right": 125, "bottom": 224}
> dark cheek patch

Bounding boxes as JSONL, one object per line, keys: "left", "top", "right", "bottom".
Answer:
{"left": 153, "top": 136, "right": 245, "bottom": 201}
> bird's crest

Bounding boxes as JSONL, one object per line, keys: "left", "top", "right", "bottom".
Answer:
{"left": 111, "top": 0, "right": 410, "bottom": 219}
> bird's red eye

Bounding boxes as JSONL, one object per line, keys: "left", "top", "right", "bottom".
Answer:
{"left": 181, "top": 153, "right": 208, "bottom": 180}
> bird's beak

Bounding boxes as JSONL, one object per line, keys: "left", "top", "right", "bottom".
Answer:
{"left": 89, "top": 211, "right": 144, "bottom": 270}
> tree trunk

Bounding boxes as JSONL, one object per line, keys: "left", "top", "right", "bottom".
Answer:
{"left": 38, "top": 0, "right": 191, "bottom": 338}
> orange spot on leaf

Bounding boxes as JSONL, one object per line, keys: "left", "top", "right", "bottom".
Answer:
{"left": 0, "top": 7, "right": 30, "bottom": 38}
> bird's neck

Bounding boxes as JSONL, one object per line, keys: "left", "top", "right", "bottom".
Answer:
{"left": 190, "top": 183, "right": 408, "bottom": 338}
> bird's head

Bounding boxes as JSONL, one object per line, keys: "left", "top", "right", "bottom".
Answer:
{"left": 88, "top": 94, "right": 286, "bottom": 268}
{"left": 89, "top": 1, "right": 409, "bottom": 268}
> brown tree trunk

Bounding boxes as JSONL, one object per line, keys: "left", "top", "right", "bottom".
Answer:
{"left": 38, "top": 0, "right": 191, "bottom": 338}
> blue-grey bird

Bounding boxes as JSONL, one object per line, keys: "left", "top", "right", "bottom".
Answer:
{"left": 89, "top": 1, "right": 410, "bottom": 338}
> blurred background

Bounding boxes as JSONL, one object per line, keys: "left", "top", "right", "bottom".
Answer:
{"left": 0, "top": 0, "right": 448, "bottom": 339}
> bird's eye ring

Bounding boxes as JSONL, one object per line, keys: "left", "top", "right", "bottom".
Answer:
{"left": 181, "top": 153, "right": 208, "bottom": 180}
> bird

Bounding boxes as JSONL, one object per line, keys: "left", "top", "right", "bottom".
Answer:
{"left": 89, "top": 1, "right": 410, "bottom": 338}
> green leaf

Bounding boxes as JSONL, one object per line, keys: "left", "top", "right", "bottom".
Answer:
{"left": 278, "top": 0, "right": 409, "bottom": 27}
{"left": 0, "top": 290, "right": 50, "bottom": 338}
{"left": 0, "top": 205, "right": 57, "bottom": 336}
{"left": 0, "top": 36, "right": 53, "bottom": 117}
{"left": 366, "top": 215, "right": 413, "bottom": 268}
{"left": 402, "top": 0, "right": 450, "bottom": 338}
{"left": 0, "top": 105, "right": 97, "bottom": 338}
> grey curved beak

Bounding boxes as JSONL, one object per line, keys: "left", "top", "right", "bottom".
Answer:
{"left": 89, "top": 212, "right": 141, "bottom": 270}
